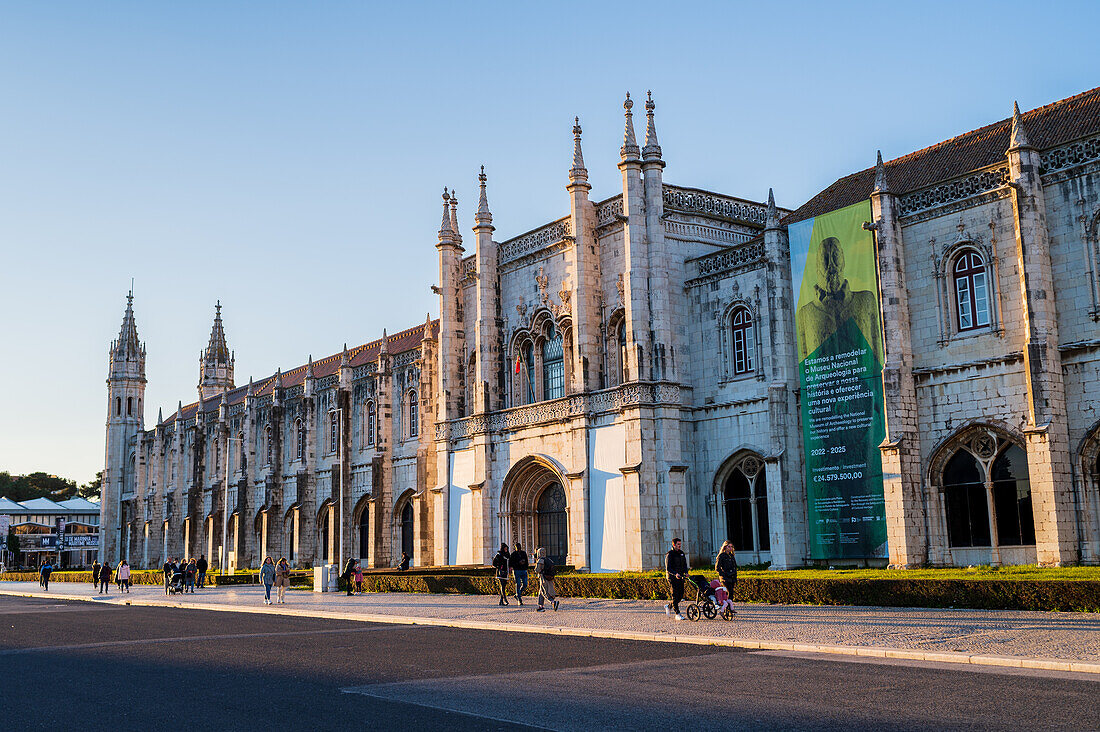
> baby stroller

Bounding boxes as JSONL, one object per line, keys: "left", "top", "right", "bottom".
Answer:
{"left": 684, "top": 575, "right": 734, "bottom": 621}
{"left": 167, "top": 570, "right": 186, "bottom": 595}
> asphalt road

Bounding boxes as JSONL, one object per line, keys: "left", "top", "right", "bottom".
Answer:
{"left": 1, "top": 595, "right": 1096, "bottom": 731}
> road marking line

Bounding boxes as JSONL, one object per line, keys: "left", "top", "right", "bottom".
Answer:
{"left": 339, "top": 686, "right": 555, "bottom": 731}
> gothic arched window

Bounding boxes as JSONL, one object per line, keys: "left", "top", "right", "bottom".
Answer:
{"left": 238, "top": 431, "right": 246, "bottom": 472}
{"left": 542, "top": 327, "right": 564, "bottom": 400}
{"left": 295, "top": 419, "right": 305, "bottom": 461}
{"left": 329, "top": 410, "right": 339, "bottom": 454}
{"left": 942, "top": 437, "right": 1034, "bottom": 548}
{"left": 408, "top": 390, "right": 419, "bottom": 438}
{"left": 365, "top": 401, "right": 376, "bottom": 447}
{"left": 265, "top": 426, "right": 273, "bottom": 466}
{"left": 127, "top": 397, "right": 133, "bottom": 416}
{"left": 954, "top": 251, "right": 990, "bottom": 332}
{"left": 730, "top": 307, "right": 755, "bottom": 375}
{"left": 116, "top": 397, "right": 121, "bottom": 416}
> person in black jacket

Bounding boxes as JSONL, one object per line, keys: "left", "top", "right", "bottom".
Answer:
{"left": 342, "top": 558, "right": 356, "bottom": 596}
{"left": 196, "top": 555, "right": 208, "bottom": 589}
{"left": 508, "top": 542, "right": 529, "bottom": 606}
{"left": 492, "top": 544, "right": 511, "bottom": 606}
{"left": 98, "top": 561, "right": 112, "bottom": 594}
{"left": 715, "top": 540, "right": 738, "bottom": 615}
{"left": 664, "top": 538, "right": 688, "bottom": 620}
{"left": 91, "top": 560, "right": 101, "bottom": 589}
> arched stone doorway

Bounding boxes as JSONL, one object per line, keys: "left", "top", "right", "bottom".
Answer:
{"left": 1075, "top": 421, "right": 1100, "bottom": 564}
{"left": 713, "top": 451, "right": 770, "bottom": 564}
{"left": 500, "top": 456, "right": 569, "bottom": 565}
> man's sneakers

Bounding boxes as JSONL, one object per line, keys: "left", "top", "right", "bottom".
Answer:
{"left": 552, "top": 599, "right": 559, "bottom": 611}
{"left": 675, "top": 613, "right": 684, "bottom": 621}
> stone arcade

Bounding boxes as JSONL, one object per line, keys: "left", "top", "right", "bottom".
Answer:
{"left": 102, "top": 88, "right": 1100, "bottom": 570}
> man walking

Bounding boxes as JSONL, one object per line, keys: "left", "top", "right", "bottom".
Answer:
{"left": 39, "top": 560, "right": 53, "bottom": 591}
{"left": 509, "top": 542, "right": 529, "bottom": 606}
{"left": 665, "top": 537, "right": 688, "bottom": 621}
{"left": 196, "top": 555, "right": 208, "bottom": 589}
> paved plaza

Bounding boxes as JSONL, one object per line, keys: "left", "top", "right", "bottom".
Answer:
{"left": 3, "top": 581, "right": 1098, "bottom": 671}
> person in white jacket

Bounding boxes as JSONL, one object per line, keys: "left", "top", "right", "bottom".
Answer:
{"left": 116, "top": 560, "right": 131, "bottom": 593}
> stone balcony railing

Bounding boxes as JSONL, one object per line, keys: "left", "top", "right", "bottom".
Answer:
{"left": 434, "top": 382, "right": 687, "bottom": 441}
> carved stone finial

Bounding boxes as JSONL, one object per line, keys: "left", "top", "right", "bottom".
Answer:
{"left": 438, "top": 187, "right": 454, "bottom": 241}
{"left": 476, "top": 165, "right": 493, "bottom": 226}
{"left": 449, "top": 189, "right": 462, "bottom": 244}
{"left": 765, "top": 188, "right": 779, "bottom": 230}
{"left": 620, "top": 92, "right": 640, "bottom": 161}
{"left": 569, "top": 117, "right": 588, "bottom": 184}
{"left": 643, "top": 90, "right": 661, "bottom": 161}
{"left": 872, "top": 150, "right": 890, "bottom": 194}
{"left": 1009, "top": 100, "right": 1031, "bottom": 150}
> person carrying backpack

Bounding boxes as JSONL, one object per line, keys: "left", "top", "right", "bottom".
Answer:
{"left": 508, "top": 542, "right": 530, "bottom": 606}
{"left": 534, "top": 547, "right": 558, "bottom": 612}
{"left": 492, "top": 544, "right": 511, "bottom": 606}
{"left": 40, "top": 560, "right": 53, "bottom": 591}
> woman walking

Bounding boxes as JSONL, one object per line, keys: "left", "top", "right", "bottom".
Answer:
{"left": 492, "top": 543, "right": 511, "bottom": 606}
{"left": 509, "top": 542, "right": 529, "bottom": 606}
{"left": 259, "top": 557, "right": 276, "bottom": 605}
{"left": 534, "top": 547, "right": 558, "bottom": 612}
{"left": 274, "top": 558, "right": 290, "bottom": 604}
{"left": 117, "top": 560, "right": 131, "bottom": 593}
{"left": 98, "top": 561, "right": 112, "bottom": 594}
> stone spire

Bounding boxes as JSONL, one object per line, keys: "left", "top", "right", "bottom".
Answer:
{"left": 199, "top": 301, "right": 234, "bottom": 400}
{"left": 438, "top": 188, "right": 455, "bottom": 244}
{"left": 620, "top": 92, "right": 640, "bottom": 161}
{"left": 449, "top": 189, "right": 462, "bottom": 246}
{"left": 111, "top": 290, "right": 145, "bottom": 364}
{"left": 246, "top": 376, "right": 254, "bottom": 397}
{"left": 475, "top": 166, "right": 493, "bottom": 228}
{"left": 176, "top": 400, "right": 183, "bottom": 420}
{"left": 157, "top": 406, "right": 163, "bottom": 425}
{"left": 569, "top": 117, "right": 588, "bottom": 185}
{"left": 273, "top": 368, "right": 282, "bottom": 389}
{"left": 1009, "top": 100, "right": 1032, "bottom": 150}
{"left": 380, "top": 328, "right": 389, "bottom": 355}
{"left": 873, "top": 150, "right": 890, "bottom": 194}
{"left": 765, "top": 188, "right": 779, "bottom": 230}
{"left": 341, "top": 343, "right": 350, "bottom": 366}
{"left": 642, "top": 90, "right": 662, "bottom": 162}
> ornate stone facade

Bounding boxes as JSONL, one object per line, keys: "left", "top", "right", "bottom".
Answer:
{"left": 103, "top": 88, "right": 1100, "bottom": 571}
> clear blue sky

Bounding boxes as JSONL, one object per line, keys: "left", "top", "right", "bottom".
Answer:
{"left": 1, "top": 1, "right": 1097, "bottom": 485}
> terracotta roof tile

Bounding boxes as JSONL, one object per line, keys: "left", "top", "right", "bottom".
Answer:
{"left": 158, "top": 320, "right": 436, "bottom": 423}
{"left": 785, "top": 86, "right": 1100, "bottom": 224}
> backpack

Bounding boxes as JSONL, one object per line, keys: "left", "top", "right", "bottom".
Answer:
{"left": 542, "top": 558, "right": 555, "bottom": 579}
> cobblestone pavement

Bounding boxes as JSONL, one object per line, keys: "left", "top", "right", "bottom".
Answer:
{"left": 3, "top": 581, "right": 1098, "bottom": 664}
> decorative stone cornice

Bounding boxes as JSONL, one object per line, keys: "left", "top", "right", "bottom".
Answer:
{"left": 662, "top": 185, "right": 770, "bottom": 226}
{"left": 898, "top": 165, "right": 1011, "bottom": 218}
{"left": 499, "top": 217, "right": 572, "bottom": 264}
{"left": 434, "top": 382, "right": 687, "bottom": 441}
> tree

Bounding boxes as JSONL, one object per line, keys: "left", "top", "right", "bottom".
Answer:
{"left": 0, "top": 472, "right": 77, "bottom": 502}
{"left": 79, "top": 472, "right": 103, "bottom": 500}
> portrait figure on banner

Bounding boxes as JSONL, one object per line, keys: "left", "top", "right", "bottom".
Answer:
{"left": 796, "top": 236, "right": 882, "bottom": 363}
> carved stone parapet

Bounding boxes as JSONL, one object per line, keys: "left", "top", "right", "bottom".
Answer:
{"left": 1041, "top": 134, "right": 1100, "bottom": 176}
{"left": 663, "top": 185, "right": 769, "bottom": 225}
{"left": 499, "top": 217, "right": 572, "bottom": 264}
{"left": 437, "top": 382, "right": 687, "bottom": 441}
{"left": 689, "top": 240, "right": 766, "bottom": 280}
{"left": 898, "top": 165, "right": 1010, "bottom": 217}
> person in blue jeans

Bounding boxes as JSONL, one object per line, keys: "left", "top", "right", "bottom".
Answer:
{"left": 259, "top": 556, "right": 276, "bottom": 605}
{"left": 508, "top": 542, "right": 530, "bottom": 606}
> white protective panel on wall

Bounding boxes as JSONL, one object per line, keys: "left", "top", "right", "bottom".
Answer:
{"left": 588, "top": 423, "right": 627, "bottom": 572}
{"left": 448, "top": 450, "right": 475, "bottom": 565}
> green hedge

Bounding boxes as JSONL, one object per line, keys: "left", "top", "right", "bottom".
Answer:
{"left": 350, "top": 574, "right": 1100, "bottom": 612}
{"left": 0, "top": 569, "right": 312, "bottom": 587}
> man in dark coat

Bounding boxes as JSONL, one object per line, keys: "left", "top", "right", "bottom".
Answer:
{"left": 91, "top": 560, "right": 101, "bottom": 588}
{"left": 196, "top": 555, "right": 208, "bottom": 589}
{"left": 341, "top": 558, "right": 356, "bottom": 596}
{"left": 664, "top": 538, "right": 688, "bottom": 620}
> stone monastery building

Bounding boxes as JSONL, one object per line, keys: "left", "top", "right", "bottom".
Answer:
{"left": 103, "top": 87, "right": 1100, "bottom": 571}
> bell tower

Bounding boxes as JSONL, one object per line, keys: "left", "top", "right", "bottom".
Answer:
{"left": 102, "top": 290, "right": 147, "bottom": 562}
{"left": 198, "top": 301, "right": 235, "bottom": 401}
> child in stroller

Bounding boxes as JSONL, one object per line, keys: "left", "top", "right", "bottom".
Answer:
{"left": 709, "top": 578, "right": 736, "bottom": 618}
{"left": 167, "top": 567, "right": 186, "bottom": 595}
{"left": 683, "top": 575, "right": 735, "bottom": 621}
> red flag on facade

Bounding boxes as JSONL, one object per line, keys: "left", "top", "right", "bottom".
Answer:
{"left": 515, "top": 353, "right": 522, "bottom": 374}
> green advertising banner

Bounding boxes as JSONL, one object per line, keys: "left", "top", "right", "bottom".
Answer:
{"left": 789, "top": 200, "right": 887, "bottom": 560}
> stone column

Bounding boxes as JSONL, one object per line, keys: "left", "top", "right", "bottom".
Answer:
{"left": 565, "top": 122, "right": 601, "bottom": 392}
{"left": 1007, "top": 104, "right": 1078, "bottom": 565}
{"left": 868, "top": 154, "right": 926, "bottom": 568}
{"left": 619, "top": 97, "right": 652, "bottom": 382}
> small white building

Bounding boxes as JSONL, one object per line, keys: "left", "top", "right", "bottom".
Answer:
{"left": 0, "top": 496, "right": 100, "bottom": 568}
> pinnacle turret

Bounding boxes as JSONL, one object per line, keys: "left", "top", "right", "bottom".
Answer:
{"left": 157, "top": 406, "right": 163, "bottom": 425}
{"left": 110, "top": 290, "right": 145, "bottom": 365}
{"left": 642, "top": 90, "right": 662, "bottom": 162}
{"left": 568, "top": 117, "right": 589, "bottom": 185}
{"left": 1009, "top": 100, "right": 1032, "bottom": 149}
{"left": 765, "top": 188, "right": 779, "bottom": 230}
{"left": 199, "top": 301, "right": 234, "bottom": 400}
{"left": 380, "top": 328, "right": 389, "bottom": 355}
{"left": 620, "top": 92, "right": 640, "bottom": 161}
{"left": 438, "top": 188, "right": 456, "bottom": 245}
{"left": 873, "top": 150, "right": 890, "bottom": 194}
{"left": 341, "top": 343, "right": 350, "bottom": 366}
{"left": 449, "top": 190, "right": 462, "bottom": 246}
{"left": 475, "top": 166, "right": 493, "bottom": 228}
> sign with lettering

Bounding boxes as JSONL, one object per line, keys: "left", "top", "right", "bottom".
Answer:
{"left": 789, "top": 199, "right": 887, "bottom": 560}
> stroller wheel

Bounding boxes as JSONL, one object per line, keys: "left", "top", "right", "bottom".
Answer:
{"left": 721, "top": 606, "right": 734, "bottom": 621}
{"left": 685, "top": 604, "right": 700, "bottom": 621}
{"left": 702, "top": 602, "right": 717, "bottom": 620}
